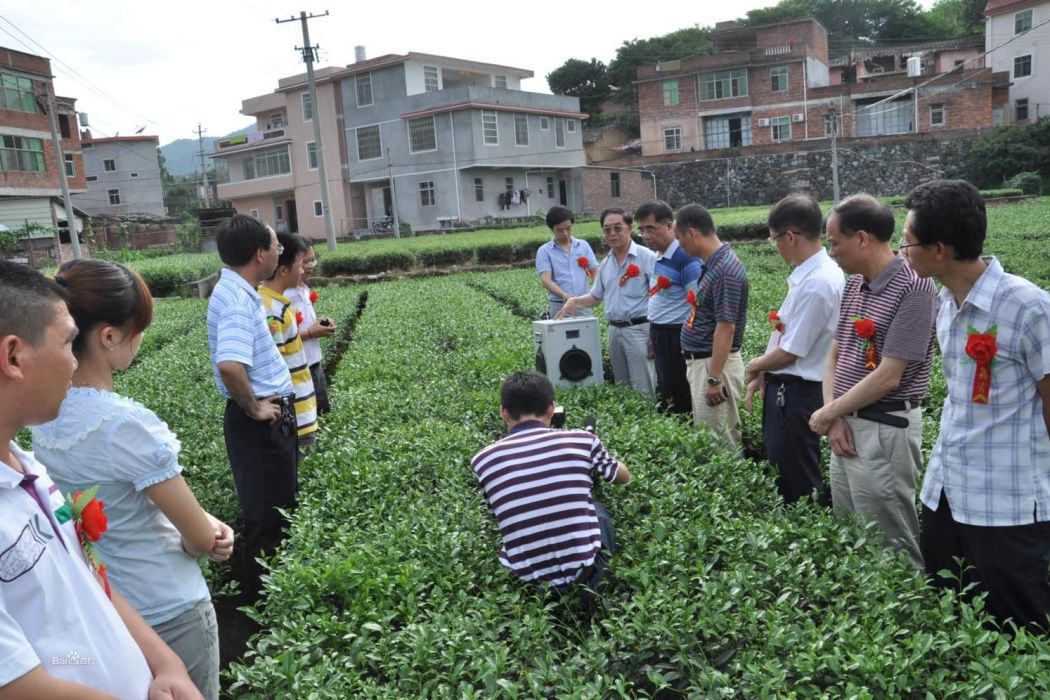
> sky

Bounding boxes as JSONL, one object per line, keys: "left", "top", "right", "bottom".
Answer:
{"left": 1, "top": 0, "right": 937, "bottom": 146}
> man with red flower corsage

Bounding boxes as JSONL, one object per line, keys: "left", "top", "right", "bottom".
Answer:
{"left": 903, "top": 179, "right": 1050, "bottom": 632}
{"left": 743, "top": 194, "right": 843, "bottom": 505}
{"left": 0, "top": 261, "right": 201, "bottom": 698}
{"left": 675, "top": 203, "right": 750, "bottom": 447}
{"left": 536, "top": 206, "right": 598, "bottom": 318}
{"left": 261, "top": 233, "right": 318, "bottom": 455}
{"left": 558, "top": 208, "right": 657, "bottom": 398}
{"left": 286, "top": 238, "right": 336, "bottom": 414}
{"left": 808, "top": 195, "right": 937, "bottom": 569}
{"left": 638, "top": 200, "right": 702, "bottom": 416}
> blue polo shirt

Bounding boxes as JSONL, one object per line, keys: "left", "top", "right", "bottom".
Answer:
{"left": 207, "top": 269, "right": 293, "bottom": 399}
{"left": 648, "top": 239, "right": 702, "bottom": 325}
{"left": 536, "top": 237, "right": 598, "bottom": 301}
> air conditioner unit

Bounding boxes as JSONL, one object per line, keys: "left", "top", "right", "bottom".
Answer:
{"left": 757, "top": 117, "right": 771, "bottom": 127}
{"left": 792, "top": 112, "right": 805, "bottom": 123}
{"left": 533, "top": 318, "right": 603, "bottom": 389}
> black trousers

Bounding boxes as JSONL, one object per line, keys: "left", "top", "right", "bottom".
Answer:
{"left": 309, "top": 362, "right": 331, "bottom": 414}
{"left": 921, "top": 490, "right": 1050, "bottom": 632}
{"left": 649, "top": 323, "right": 692, "bottom": 415}
{"left": 223, "top": 397, "right": 299, "bottom": 601}
{"left": 762, "top": 375, "right": 826, "bottom": 505}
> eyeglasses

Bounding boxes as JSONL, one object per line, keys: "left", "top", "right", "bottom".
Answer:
{"left": 768, "top": 230, "right": 790, "bottom": 244}
{"left": 898, "top": 242, "right": 925, "bottom": 250}
{"left": 274, "top": 243, "right": 285, "bottom": 254}
{"left": 602, "top": 224, "right": 628, "bottom": 235}
{"left": 304, "top": 260, "right": 318, "bottom": 270}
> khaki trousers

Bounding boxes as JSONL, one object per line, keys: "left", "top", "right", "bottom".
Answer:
{"left": 685, "top": 351, "right": 745, "bottom": 446}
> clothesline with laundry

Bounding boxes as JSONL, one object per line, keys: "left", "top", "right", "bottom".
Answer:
{"left": 497, "top": 189, "right": 530, "bottom": 210}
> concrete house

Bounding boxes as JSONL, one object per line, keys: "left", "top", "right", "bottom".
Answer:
{"left": 985, "top": 0, "right": 1050, "bottom": 122}
{"left": 74, "top": 134, "right": 166, "bottom": 216}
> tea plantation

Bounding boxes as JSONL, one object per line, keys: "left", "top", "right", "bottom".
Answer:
{"left": 90, "top": 198, "right": 1050, "bottom": 696}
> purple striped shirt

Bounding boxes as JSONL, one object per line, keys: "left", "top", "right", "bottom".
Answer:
{"left": 833, "top": 256, "right": 937, "bottom": 401}
{"left": 471, "top": 421, "right": 620, "bottom": 586}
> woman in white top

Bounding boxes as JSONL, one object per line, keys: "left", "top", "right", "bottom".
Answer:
{"left": 284, "top": 236, "right": 336, "bottom": 413}
{"left": 32, "top": 259, "right": 233, "bottom": 700}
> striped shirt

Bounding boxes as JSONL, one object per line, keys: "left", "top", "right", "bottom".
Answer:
{"left": 590, "top": 240, "right": 656, "bottom": 321}
{"left": 536, "top": 237, "right": 599, "bottom": 301}
{"left": 920, "top": 257, "right": 1050, "bottom": 526}
{"left": 681, "top": 243, "right": 749, "bottom": 353}
{"left": 207, "top": 269, "right": 293, "bottom": 400}
{"left": 833, "top": 256, "right": 936, "bottom": 401}
{"left": 648, "top": 239, "right": 702, "bottom": 325}
{"left": 259, "top": 286, "right": 317, "bottom": 439}
{"left": 471, "top": 421, "right": 620, "bottom": 586}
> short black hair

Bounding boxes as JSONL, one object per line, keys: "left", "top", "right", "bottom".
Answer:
{"left": 545, "top": 206, "right": 574, "bottom": 229}
{"left": 600, "top": 207, "right": 633, "bottom": 227}
{"left": 216, "top": 214, "right": 274, "bottom": 267}
{"left": 0, "top": 261, "right": 67, "bottom": 346}
{"left": 768, "top": 193, "right": 823, "bottom": 240}
{"left": 276, "top": 232, "right": 308, "bottom": 270}
{"left": 500, "top": 371, "right": 555, "bottom": 421}
{"left": 635, "top": 200, "right": 674, "bottom": 224}
{"left": 831, "top": 194, "right": 895, "bottom": 242}
{"left": 674, "top": 203, "right": 716, "bottom": 236}
{"left": 904, "top": 179, "right": 986, "bottom": 261}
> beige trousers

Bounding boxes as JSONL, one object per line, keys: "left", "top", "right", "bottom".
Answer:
{"left": 685, "top": 351, "right": 745, "bottom": 446}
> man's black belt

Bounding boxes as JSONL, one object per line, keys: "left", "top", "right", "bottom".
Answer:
{"left": 682, "top": 350, "right": 711, "bottom": 360}
{"left": 608, "top": 316, "right": 649, "bottom": 328}
{"left": 765, "top": 373, "right": 820, "bottom": 384}
{"left": 649, "top": 322, "right": 683, "bottom": 330}
{"left": 851, "top": 399, "right": 921, "bottom": 428}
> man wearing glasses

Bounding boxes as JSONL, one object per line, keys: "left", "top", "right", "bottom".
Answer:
{"left": 559, "top": 208, "right": 656, "bottom": 398}
{"left": 744, "top": 194, "right": 843, "bottom": 505}
{"left": 808, "top": 195, "right": 936, "bottom": 569}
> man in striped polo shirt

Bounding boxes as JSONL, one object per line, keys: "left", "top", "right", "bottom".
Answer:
{"left": 675, "top": 203, "right": 749, "bottom": 446}
{"left": 639, "top": 200, "right": 701, "bottom": 416}
{"left": 206, "top": 214, "right": 298, "bottom": 601}
{"left": 809, "top": 194, "right": 937, "bottom": 569}
{"left": 471, "top": 372, "right": 631, "bottom": 589}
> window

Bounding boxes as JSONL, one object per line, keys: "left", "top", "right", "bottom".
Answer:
{"left": 705, "top": 114, "right": 752, "bottom": 149}
{"left": 929, "top": 103, "right": 945, "bottom": 127}
{"left": 408, "top": 116, "right": 437, "bottom": 152}
{"left": 419, "top": 180, "right": 435, "bottom": 207}
{"left": 474, "top": 177, "right": 484, "bottom": 202}
{"left": 64, "top": 153, "right": 75, "bottom": 177}
{"left": 824, "top": 113, "right": 838, "bottom": 137}
{"left": 0, "top": 135, "right": 45, "bottom": 172}
{"left": 275, "top": 204, "right": 284, "bottom": 221}
{"left": 482, "top": 109, "right": 498, "bottom": 145}
{"left": 0, "top": 73, "right": 37, "bottom": 112}
{"left": 268, "top": 112, "right": 285, "bottom": 129}
{"left": 954, "top": 59, "right": 965, "bottom": 70}
{"left": 567, "top": 119, "right": 576, "bottom": 133}
{"left": 356, "top": 73, "right": 373, "bottom": 107}
{"left": 103, "top": 158, "right": 116, "bottom": 172}
{"left": 770, "top": 66, "right": 789, "bottom": 92}
{"left": 1017, "top": 98, "right": 1029, "bottom": 122}
{"left": 856, "top": 98, "right": 912, "bottom": 136}
{"left": 313, "top": 200, "right": 324, "bottom": 217}
{"left": 302, "top": 92, "right": 313, "bottom": 121}
{"left": 356, "top": 125, "right": 382, "bottom": 160}
{"left": 424, "top": 65, "right": 440, "bottom": 92}
{"left": 108, "top": 189, "right": 120, "bottom": 205}
{"left": 494, "top": 74, "right": 507, "bottom": 89}
{"left": 85, "top": 175, "right": 98, "bottom": 182}
{"left": 58, "top": 114, "right": 72, "bottom": 139}
{"left": 1016, "top": 8, "right": 1033, "bottom": 34}
{"left": 82, "top": 142, "right": 93, "bottom": 149}
{"left": 662, "top": 80, "right": 679, "bottom": 106}
{"left": 555, "top": 117, "right": 565, "bottom": 148}
{"left": 539, "top": 116, "right": 550, "bottom": 131}
{"left": 130, "top": 172, "right": 138, "bottom": 178}
{"left": 1014, "top": 54, "right": 1032, "bottom": 78}
{"left": 610, "top": 172, "right": 621, "bottom": 198}
{"left": 546, "top": 175, "right": 554, "bottom": 199}
{"left": 243, "top": 145, "right": 291, "bottom": 179}
{"left": 505, "top": 176, "right": 515, "bottom": 196}
{"left": 514, "top": 113, "right": 529, "bottom": 146}
{"left": 699, "top": 68, "right": 748, "bottom": 100}
{"left": 771, "top": 116, "right": 791, "bottom": 141}
{"left": 306, "top": 141, "right": 318, "bottom": 170}
{"left": 250, "top": 208, "right": 260, "bottom": 218}
{"left": 663, "top": 127, "right": 682, "bottom": 151}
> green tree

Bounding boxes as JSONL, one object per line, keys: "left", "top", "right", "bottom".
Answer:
{"left": 742, "top": 0, "right": 944, "bottom": 46}
{"left": 925, "top": 0, "right": 987, "bottom": 35}
{"left": 952, "top": 117, "right": 1050, "bottom": 187}
{"left": 606, "top": 25, "right": 713, "bottom": 107}
{"left": 547, "top": 58, "right": 610, "bottom": 117}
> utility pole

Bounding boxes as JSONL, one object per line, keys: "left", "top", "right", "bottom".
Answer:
{"left": 828, "top": 105, "right": 840, "bottom": 204}
{"left": 195, "top": 124, "right": 210, "bottom": 208}
{"left": 386, "top": 147, "right": 400, "bottom": 239}
{"left": 276, "top": 10, "right": 337, "bottom": 252}
{"left": 38, "top": 90, "right": 82, "bottom": 260}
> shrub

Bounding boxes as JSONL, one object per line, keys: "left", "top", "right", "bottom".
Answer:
{"left": 1006, "top": 171, "right": 1043, "bottom": 195}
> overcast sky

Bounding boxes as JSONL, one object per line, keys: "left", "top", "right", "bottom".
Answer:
{"left": 2, "top": 0, "right": 937, "bottom": 146}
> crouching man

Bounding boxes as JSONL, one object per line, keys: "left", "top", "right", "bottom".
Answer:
{"left": 471, "top": 372, "right": 631, "bottom": 589}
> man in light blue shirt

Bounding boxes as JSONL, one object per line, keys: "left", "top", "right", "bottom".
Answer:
{"left": 206, "top": 214, "right": 297, "bottom": 602}
{"left": 902, "top": 180, "right": 1050, "bottom": 632}
{"left": 536, "top": 206, "right": 598, "bottom": 318}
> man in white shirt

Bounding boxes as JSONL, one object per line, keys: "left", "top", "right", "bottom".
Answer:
{"left": 745, "top": 194, "right": 844, "bottom": 505}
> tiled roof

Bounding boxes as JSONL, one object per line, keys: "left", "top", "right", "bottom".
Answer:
{"left": 828, "top": 34, "right": 983, "bottom": 67}
{"left": 984, "top": 0, "right": 1045, "bottom": 16}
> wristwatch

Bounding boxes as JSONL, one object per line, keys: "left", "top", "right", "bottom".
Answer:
{"left": 707, "top": 376, "right": 722, "bottom": 386}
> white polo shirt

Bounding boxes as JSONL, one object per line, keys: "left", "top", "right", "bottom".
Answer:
{"left": 0, "top": 443, "right": 151, "bottom": 697}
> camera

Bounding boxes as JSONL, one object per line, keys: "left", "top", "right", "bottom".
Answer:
{"left": 319, "top": 318, "right": 332, "bottom": 327}
{"left": 550, "top": 406, "right": 596, "bottom": 434}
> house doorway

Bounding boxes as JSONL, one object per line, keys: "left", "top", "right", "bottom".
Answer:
{"left": 285, "top": 200, "right": 298, "bottom": 233}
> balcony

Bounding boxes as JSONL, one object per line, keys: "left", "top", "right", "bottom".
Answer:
{"left": 398, "top": 86, "right": 584, "bottom": 120}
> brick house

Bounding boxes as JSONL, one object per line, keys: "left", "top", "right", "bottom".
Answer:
{"left": 984, "top": 0, "right": 1050, "bottom": 123}
{"left": 636, "top": 18, "right": 1009, "bottom": 157}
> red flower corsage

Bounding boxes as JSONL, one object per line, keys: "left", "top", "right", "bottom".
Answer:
{"left": 647, "top": 275, "right": 672, "bottom": 297}
{"left": 768, "top": 310, "right": 784, "bottom": 345}
{"left": 295, "top": 310, "right": 304, "bottom": 326}
{"left": 68, "top": 487, "right": 111, "bottom": 598}
{"left": 619, "top": 263, "right": 640, "bottom": 287}
{"left": 309, "top": 290, "right": 319, "bottom": 304}
{"left": 851, "top": 316, "right": 878, "bottom": 370}
{"left": 685, "top": 289, "right": 698, "bottom": 329}
{"left": 965, "top": 325, "right": 997, "bottom": 403}
{"left": 577, "top": 256, "right": 594, "bottom": 281}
